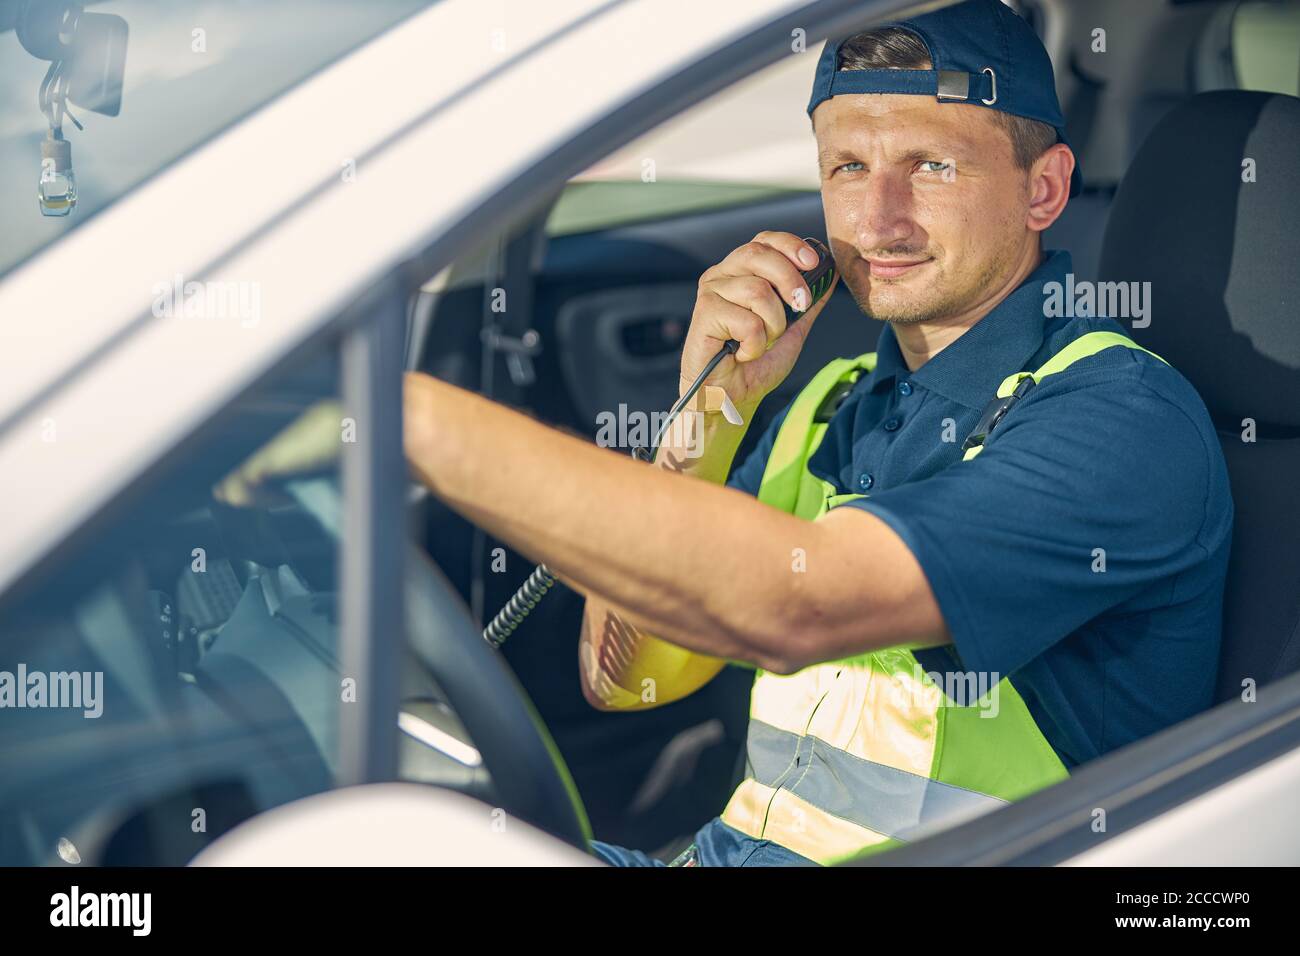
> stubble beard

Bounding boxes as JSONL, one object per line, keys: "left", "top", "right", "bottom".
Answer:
{"left": 843, "top": 246, "right": 1012, "bottom": 326}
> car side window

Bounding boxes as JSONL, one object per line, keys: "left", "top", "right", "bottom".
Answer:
{"left": 1232, "top": 0, "right": 1300, "bottom": 95}
{"left": 1192, "top": 0, "right": 1300, "bottom": 96}
{"left": 547, "top": 45, "right": 823, "bottom": 237}
{"left": 0, "top": 339, "right": 346, "bottom": 866}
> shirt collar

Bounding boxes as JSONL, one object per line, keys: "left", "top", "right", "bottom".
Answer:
{"left": 866, "top": 250, "right": 1073, "bottom": 410}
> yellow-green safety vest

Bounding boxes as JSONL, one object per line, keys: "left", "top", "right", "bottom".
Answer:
{"left": 720, "top": 330, "right": 1166, "bottom": 865}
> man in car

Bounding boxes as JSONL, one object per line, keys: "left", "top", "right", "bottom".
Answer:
{"left": 225, "top": 0, "right": 1232, "bottom": 866}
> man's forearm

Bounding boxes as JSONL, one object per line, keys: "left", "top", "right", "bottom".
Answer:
{"left": 404, "top": 373, "right": 820, "bottom": 670}
{"left": 404, "top": 371, "right": 947, "bottom": 671}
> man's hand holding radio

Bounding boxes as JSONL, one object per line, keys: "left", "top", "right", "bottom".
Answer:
{"left": 681, "top": 231, "right": 838, "bottom": 414}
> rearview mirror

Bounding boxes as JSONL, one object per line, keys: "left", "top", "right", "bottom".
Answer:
{"left": 17, "top": 4, "right": 128, "bottom": 117}
{"left": 65, "top": 11, "right": 128, "bottom": 117}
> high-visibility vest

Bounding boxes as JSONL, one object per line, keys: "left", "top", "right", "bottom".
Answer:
{"left": 720, "top": 330, "right": 1166, "bottom": 864}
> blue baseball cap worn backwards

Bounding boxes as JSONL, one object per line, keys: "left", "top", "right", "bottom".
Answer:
{"left": 808, "top": 0, "right": 1082, "bottom": 196}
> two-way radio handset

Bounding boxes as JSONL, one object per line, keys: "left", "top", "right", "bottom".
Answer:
{"left": 786, "top": 236, "right": 837, "bottom": 325}
{"left": 481, "top": 237, "right": 836, "bottom": 648}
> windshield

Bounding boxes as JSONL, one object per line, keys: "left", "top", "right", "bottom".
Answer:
{"left": 0, "top": 0, "right": 434, "bottom": 279}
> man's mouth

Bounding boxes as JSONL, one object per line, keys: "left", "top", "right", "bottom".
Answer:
{"left": 863, "top": 256, "right": 932, "bottom": 279}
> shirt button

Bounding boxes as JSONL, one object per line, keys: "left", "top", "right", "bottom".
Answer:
{"left": 883, "top": 417, "right": 901, "bottom": 432}
{"left": 857, "top": 472, "right": 874, "bottom": 491}
{"left": 898, "top": 381, "right": 913, "bottom": 396}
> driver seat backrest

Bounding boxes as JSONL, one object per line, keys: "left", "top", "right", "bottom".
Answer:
{"left": 1098, "top": 90, "right": 1300, "bottom": 703}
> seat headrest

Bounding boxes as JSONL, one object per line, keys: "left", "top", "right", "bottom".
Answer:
{"left": 1099, "top": 91, "right": 1300, "bottom": 430}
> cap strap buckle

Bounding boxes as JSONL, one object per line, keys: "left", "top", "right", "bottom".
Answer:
{"left": 936, "top": 70, "right": 969, "bottom": 101}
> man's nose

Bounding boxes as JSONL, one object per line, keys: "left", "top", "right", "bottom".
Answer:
{"left": 855, "top": 171, "right": 917, "bottom": 251}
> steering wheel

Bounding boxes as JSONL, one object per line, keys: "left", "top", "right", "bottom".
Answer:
{"left": 264, "top": 477, "right": 593, "bottom": 851}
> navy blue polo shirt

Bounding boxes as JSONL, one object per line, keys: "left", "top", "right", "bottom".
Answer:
{"left": 728, "top": 250, "right": 1233, "bottom": 768}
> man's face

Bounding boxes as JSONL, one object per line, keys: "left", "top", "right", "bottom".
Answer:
{"left": 813, "top": 93, "right": 1033, "bottom": 325}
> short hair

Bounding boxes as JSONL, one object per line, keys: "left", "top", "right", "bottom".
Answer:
{"left": 834, "top": 27, "right": 1058, "bottom": 171}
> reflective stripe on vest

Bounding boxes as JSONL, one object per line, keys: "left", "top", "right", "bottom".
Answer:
{"left": 721, "top": 330, "right": 1165, "bottom": 865}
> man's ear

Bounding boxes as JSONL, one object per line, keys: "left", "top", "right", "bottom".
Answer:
{"left": 1025, "top": 143, "right": 1074, "bottom": 234}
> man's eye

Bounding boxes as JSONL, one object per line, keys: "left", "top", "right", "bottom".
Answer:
{"left": 919, "top": 160, "right": 952, "bottom": 174}
{"left": 835, "top": 162, "right": 864, "bottom": 174}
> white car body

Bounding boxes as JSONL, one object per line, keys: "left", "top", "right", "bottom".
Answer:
{"left": 2, "top": 0, "right": 1297, "bottom": 867}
